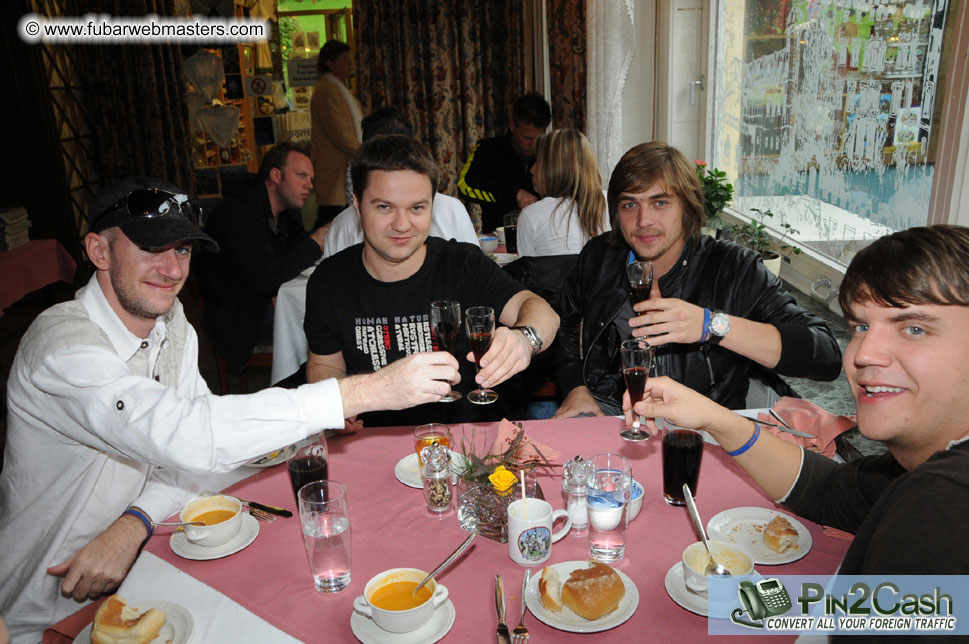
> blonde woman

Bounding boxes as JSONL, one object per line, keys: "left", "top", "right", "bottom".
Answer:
{"left": 516, "top": 129, "right": 610, "bottom": 256}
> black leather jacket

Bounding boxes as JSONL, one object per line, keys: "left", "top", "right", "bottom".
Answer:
{"left": 553, "top": 233, "right": 842, "bottom": 410}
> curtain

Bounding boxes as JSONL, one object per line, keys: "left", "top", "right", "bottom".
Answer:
{"left": 66, "top": 0, "right": 195, "bottom": 195}
{"left": 545, "top": 0, "right": 586, "bottom": 131}
{"left": 353, "top": 0, "right": 525, "bottom": 196}
{"left": 586, "top": 0, "right": 635, "bottom": 180}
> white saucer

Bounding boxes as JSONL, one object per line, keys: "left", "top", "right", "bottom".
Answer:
{"left": 524, "top": 561, "right": 639, "bottom": 633}
{"left": 706, "top": 507, "right": 812, "bottom": 564}
{"left": 169, "top": 512, "right": 259, "bottom": 560}
{"left": 394, "top": 451, "right": 463, "bottom": 489}
{"left": 76, "top": 600, "right": 194, "bottom": 643}
{"left": 665, "top": 561, "right": 758, "bottom": 617}
{"left": 491, "top": 252, "right": 518, "bottom": 266}
{"left": 350, "top": 599, "right": 455, "bottom": 644}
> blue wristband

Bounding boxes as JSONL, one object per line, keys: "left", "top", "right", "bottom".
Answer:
{"left": 123, "top": 508, "right": 154, "bottom": 548}
{"left": 725, "top": 423, "right": 761, "bottom": 457}
{"left": 700, "top": 308, "right": 712, "bottom": 342}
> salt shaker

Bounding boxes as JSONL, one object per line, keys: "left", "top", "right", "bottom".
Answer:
{"left": 421, "top": 443, "right": 454, "bottom": 518}
{"left": 562, "top": 455, "right": 591, "bottom": 535}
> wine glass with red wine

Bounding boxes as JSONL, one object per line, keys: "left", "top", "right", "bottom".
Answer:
{"left": 620, "top": 339, "right": 653, "bottom": 441}
{"left": 430, "top": 300, "right": 462, "bottom": 402}
{"left": 626, "top": 260, "right": 653, "bottom": 305}
{"left": 288, "top": 436, "right": 329, "bottom": 502}
{"left": 464, "top": 306, "right": 498, "bottom": 405}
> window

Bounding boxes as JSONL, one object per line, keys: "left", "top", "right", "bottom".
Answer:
{"left": 712, "top": 0, "right": 957, "bottom": 267}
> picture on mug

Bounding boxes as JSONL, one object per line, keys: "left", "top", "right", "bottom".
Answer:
{"left": 517, "top": 527, "right": 551, "bottom": 560}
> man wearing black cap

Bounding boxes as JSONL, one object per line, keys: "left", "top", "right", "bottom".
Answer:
{"left": 0, "top": 177, "right": 459, "bottom": 642}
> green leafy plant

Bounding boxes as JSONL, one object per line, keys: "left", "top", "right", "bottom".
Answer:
{"left": 454, "top": 425, "right": 552, "bottom": 484}
{"left": 726, "top": 207, "right": 802, "bottom": 257}
{"left": 695, "top": 160, "right": 734, "bottom": 231}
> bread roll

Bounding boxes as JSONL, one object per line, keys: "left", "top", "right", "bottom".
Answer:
{"left": 91, "top": 594, "right": 166, "bottom": 644}
{"left": 561, "top": 562, "right": 625, "bottom": 621}
{"left": 538, "top": 566, "right": 563, "bottom": 612}
{"left": 764, "top": 515, "right": 799, "bottom": 553}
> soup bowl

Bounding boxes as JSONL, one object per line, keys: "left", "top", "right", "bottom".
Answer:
{"left": 353, "top": 568, "right": 449, "bottom": 633}
{"left": 682, "top": 540, "right": 753, "bottom": 596}
{"left": 179, "top": 494, "right": 243, "bottom": 547}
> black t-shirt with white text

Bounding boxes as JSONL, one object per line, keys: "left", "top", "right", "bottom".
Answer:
{"left": 304, "top": 237, "right": 527, "bottom": 425}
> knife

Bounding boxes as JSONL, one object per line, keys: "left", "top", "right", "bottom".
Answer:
{"left": 495, "top": 574, "right": 511, "bottom": 644}
{"left": 759, "top": 417, "right": 817, "bottom": 439}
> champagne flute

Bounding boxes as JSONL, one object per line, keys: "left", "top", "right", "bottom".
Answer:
{"left": 620, "top": 339, "right": 653, "bottom": 441}
{"left": 430, "top": 300, "right": 462, "bottom": 402}
{"left": 465, "top": 306, "right": 498, "bottom": 405}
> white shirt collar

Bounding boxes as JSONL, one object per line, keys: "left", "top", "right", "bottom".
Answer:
{"left": 77, "top": 274, "right": 170, "bottom": 362}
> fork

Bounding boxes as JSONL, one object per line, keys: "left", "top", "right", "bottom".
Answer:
{"left": 512, "top": 569, "right": 530, "bottom": 644}
{"left": 249, "top": 508, "right": 276, "bottom": 523}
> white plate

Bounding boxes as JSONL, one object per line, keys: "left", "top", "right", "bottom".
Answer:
{"left": 247, "top": 443, "right": 298, "bottom": 468}
{"left": 524, "top": 561, "right": 639, "bottom": 633}
{"left": 76, "top": 600, "right": 194, "bottom": 644}
{"left": 350, "top": 599, "right": 455, "bottom": 644}
{"left": 394, "top": 452, "right": 463, "bottom": 489}
{"left": 706, "top": 507, "right": 812, "bottom": 565}
{"left": 664, "top": 561, "right": 759, "bottom": 618}
{"left": 490, "top": 252, "right": 518, "bottom": 266}
{"left": 170, "top": 512, "right": 259, "bottom": 560}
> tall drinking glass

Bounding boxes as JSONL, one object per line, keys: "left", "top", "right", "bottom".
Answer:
{"left": 662, "top": 427, "right": 704, "bottom": 506}
{"left": 620, "top": 339, "right": 653, "bottom": 442}
{"left": 298, "top": 480, "right": 351, "bottom": 593}
{"left": 288, "top": 436, "right": 328, "bottom": 503}
{"left": 465, "top": 306, "right": 498, "bottom": 404}
{"left": 586, "top": 453, "right": 633, "bottom": 563}
{"left": 430, "top": 300, "right": 462, "bottom": 402}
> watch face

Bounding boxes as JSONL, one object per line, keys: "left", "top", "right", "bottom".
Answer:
{"left": 711, "top": 312, "right": 730, "bottom": 337}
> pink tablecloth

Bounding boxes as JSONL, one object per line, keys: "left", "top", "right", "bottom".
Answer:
{"left": 0, "top": 239, "right": 76, "bottom": 315}
{"left": 144, "top": 417, "right": 850, "bottom": 642}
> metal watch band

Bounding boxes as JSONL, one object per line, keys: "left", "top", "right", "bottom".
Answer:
{"left": 512, "top": 325, "right": 542, "bottom": 354}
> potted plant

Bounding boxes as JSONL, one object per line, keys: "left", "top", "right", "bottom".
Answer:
{"left": 725, "top": 207, "right": 801, "bottom": 277}
{"left": 695, "top": 160, "right": 734, "bottom": 232}
{"left": 453, "top": 426, "right": 552, "bottom": 543}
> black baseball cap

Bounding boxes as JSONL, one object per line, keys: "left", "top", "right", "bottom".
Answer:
{"left": 88, "top": 176, "right": 219, "bottom": 252}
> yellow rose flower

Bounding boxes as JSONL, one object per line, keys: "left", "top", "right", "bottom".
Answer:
{"left": 489, "top": 465, "right": 519, "bottom": 496}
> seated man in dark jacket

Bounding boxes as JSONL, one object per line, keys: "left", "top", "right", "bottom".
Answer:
{"left": 198, "top": 142, "right": 327, "bottom": 370}
{"left": 553, "top": 141, "right": 841, "bottom": 417}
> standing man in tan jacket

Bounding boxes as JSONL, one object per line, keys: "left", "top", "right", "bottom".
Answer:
{"left": 311, "top": 40, "right": 362, "bottom": 228}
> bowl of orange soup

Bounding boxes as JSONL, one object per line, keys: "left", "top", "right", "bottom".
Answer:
{"left": 352, "top": 568, "right": 449, "bottom": 633}
{"left": 179, "top": 494, "right": 243, "bottom": 547}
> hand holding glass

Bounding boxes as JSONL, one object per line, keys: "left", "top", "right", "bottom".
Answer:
{"left": 430, "top": 300, "right": 461, "bottom": 402}
{"left": 465, "top": 306, "right": 498, "bottom": 404}
{"left": 620, "top": 339, "right": 652, "bottom": 442}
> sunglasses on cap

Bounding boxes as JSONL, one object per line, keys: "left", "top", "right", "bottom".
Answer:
{"left": 95, "top": 189, "right": 203, "bottom": 229}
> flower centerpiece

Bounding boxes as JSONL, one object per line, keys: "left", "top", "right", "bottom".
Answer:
{"left": 454, "top": 423, "right": 553, "bottom": 542}
{"left": 695, "top": 160, "right": 734, "bottom": 231}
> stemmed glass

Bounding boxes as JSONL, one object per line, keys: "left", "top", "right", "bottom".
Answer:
{"left": 464, "top": 306, "right": 498, "bottom": 404}
{"left": 430, "top": 300, "right": 462, "bottom": 402}
{"left": 626, "top": 260, "right": 653, "bottom": 306}
{"left": 620, "top": 339, "right": 653, "bottom": 442}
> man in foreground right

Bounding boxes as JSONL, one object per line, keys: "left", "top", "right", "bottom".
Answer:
{"left": 629, "top": 225, "right": 969, "bottom": 578}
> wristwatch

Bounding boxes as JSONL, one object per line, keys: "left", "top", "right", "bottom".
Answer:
{"left": 707, "top": 310, "right": 730, "bottom": 344}
{"left": 512, "top": 325, "right": 543, "bottom": 355}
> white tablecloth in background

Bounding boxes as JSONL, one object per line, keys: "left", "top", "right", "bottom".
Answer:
{"left": 272, "top": 274, "right": 311, "bottom": 384}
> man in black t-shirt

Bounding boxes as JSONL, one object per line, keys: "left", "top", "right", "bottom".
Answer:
{"left": 304, "top": 135, "right": 559, "bottom": 426}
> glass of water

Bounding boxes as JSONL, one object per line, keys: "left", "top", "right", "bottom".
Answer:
{"left": 586, "top": 453, "right": 633, "bottom": 563}
{"left": 298, "top": 480, "right": 351, "bottom": 593}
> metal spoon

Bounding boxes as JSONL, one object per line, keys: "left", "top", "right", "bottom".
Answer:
{"left": 150, "top": 520, "right": 205, "bottom": 527}
{"left": 682, "top": 483, "right": 731, "bottom": 577}
{"left": 413, "top": 531, "right": 477, "bottom": 595}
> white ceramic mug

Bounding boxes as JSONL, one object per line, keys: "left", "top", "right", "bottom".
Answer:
{"left": 507, "top": 498, "right": 572, "bottom": 565}
{"left": 353, "top": 568, "right": 449, "bottom": 633}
